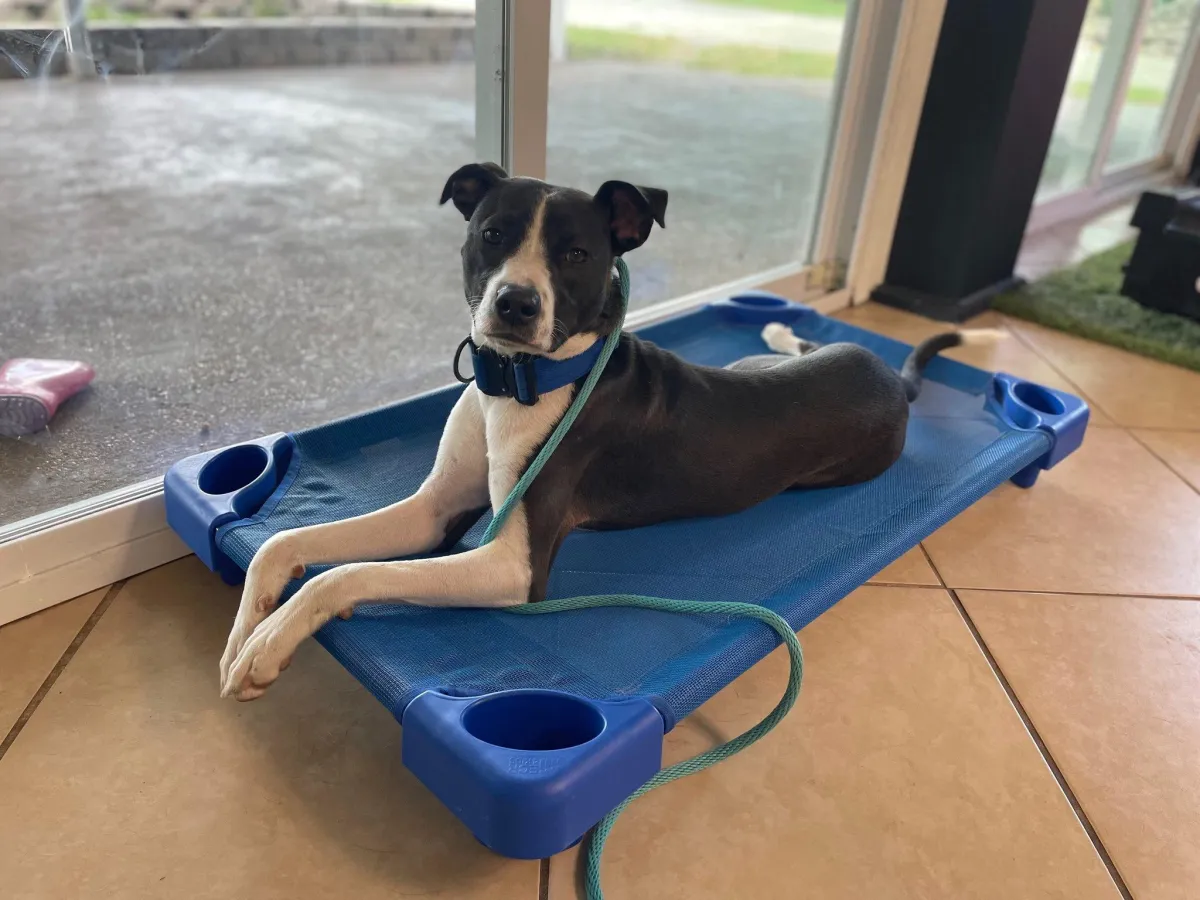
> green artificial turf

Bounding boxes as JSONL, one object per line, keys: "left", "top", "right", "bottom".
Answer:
{"left": 994, "top": 241, "right": 1200, "bottom": 373}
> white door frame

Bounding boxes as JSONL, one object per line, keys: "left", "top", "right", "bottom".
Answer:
{"left": 0, "top": 0, "right": 946, "bottom": 626}
{"left": 808, "top": 0, "right": 906, "bottom": 293}
{"left": 475, "top": 0, "right": 551, "bottom": 177}
{"left": 844, "top": 0, "right": 949, "bottom": 303}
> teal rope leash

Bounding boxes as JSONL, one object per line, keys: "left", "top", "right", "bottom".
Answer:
{"left": 515, "top": 596, "right": 803, "bottom": 900}
{"left": 481, "top": 258, "right": 805, "bottom": 900}
{"left": 478, "top": 260, "right": 628, "bottom": 545}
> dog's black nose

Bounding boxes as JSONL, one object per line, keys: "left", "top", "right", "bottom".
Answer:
{"left": 495, "top": 284, "right": 541, "bottom": 326}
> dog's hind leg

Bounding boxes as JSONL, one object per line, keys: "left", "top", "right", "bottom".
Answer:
{"left": 219, "top": 387, "right": 490, "bottom": 687}
{"left": 725, "top": 322, "right": 822, "bottom": 372}
{"left": 761, "top": 322, "right": 821, "bottom": 356}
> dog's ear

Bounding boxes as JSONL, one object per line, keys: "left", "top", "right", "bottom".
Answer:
{"left": 594, "top": 181, "right": 668, "bottom": 254}
{"left": 439, "top": 162, "right": 509, "bottom": 221}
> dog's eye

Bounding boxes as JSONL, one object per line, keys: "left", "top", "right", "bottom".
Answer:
{"left": 565, "top": 248, "right": 589, "bottom": 264}
{"left": 482, "top": 228, "right": 503, "bottom": 245}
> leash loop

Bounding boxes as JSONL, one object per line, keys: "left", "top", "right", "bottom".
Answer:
{"left": 452, "top": 337, "right": 476, "bottom": 385}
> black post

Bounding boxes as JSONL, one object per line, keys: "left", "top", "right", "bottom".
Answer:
{"left": 872, "top": 0, "right": 1090, "bottom": 321}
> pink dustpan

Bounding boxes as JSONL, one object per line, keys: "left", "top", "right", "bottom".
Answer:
{"left": 0, "top": 359, "right": 95, "bottom": 437}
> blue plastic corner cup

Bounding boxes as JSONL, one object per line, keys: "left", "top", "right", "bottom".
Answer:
{"left": 163, "top": 433, "right": 293, "bottom": 583}
{"left": 986, "top": 373, "right": 1089, "bottom": 488}
{"left": 401, "top": 689, "right": 665, "bottom": 859}
{"left": 710, "top": 291, "right": 815, "bottom": 324}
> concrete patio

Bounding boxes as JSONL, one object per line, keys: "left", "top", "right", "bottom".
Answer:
{"left": 1, "top": 61, "right": 833, "bottom": 524}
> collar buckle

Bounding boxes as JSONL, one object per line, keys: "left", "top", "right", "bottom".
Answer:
{"left": 453, "top": 334, "right": 607, "bottom": 406}
{"left": 458, "top": 339, "right": 540, "bottom": 405}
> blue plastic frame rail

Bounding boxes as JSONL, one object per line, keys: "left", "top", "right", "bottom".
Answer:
{"left": 164, "top": 293, "right": 1088, "bottom": 859}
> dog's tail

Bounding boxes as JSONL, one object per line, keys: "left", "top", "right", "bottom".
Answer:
{"left": 901, "top": 329, "right": 1006, "bottom": 401}
{"left": 762, "top": 322, "right": 1007, "bottom": 401}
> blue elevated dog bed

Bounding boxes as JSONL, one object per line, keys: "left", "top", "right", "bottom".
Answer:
{"left": 165, "top": 294, "right": 1087, "bottom": 860}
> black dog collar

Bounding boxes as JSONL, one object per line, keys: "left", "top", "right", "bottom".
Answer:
{"left": 453, "top": 337, "right": 606, "bottom": 406}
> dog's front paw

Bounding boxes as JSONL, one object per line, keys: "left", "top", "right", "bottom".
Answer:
{"left": 219, "top": 535, "right": 305, "bottom": 689}
{"left": 220, "top": 569, "right": 354, "bottom": 701}
{"left": 221, "top": 606, "right": 303, "bottom": 701}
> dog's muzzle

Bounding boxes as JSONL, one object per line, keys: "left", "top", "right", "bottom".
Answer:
{"left": 493, "top": 284, "right": 542, "bottom": 328}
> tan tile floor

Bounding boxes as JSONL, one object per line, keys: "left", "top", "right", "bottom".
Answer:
{"left": 3, "top": 299, "right": 1199, "bottom": 898}
{"left": 0, "top": 589, "right": 105, "bottom": 736}
{"left": 0, "top": 558, "right": 539, "bottom": 900}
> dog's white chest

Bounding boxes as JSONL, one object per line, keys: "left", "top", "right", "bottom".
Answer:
{"left": 478, "top": 387, "right": 574, "bottom": 508}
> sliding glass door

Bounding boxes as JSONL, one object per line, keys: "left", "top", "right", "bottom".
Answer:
{"left": 1038, "top": 0, "right": 1200, "bottom": 206}
{"left": 1, "top": 0, "right": 913, "bottom": 621}
{"left": 1105, "top": 0, "right": 1200, "bottom": 171}
{"left": 544, "top": 0, "right": 861, "bottom": 309}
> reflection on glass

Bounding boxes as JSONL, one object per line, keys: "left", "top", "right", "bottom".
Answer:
{"left": 546, "top": 0, "right": 853, "bottom": 309}
{"left": 1105, "top": 0, "right": 1199, "bottom": 172}
{"left": 1039, "top": 0, "right": 1133, "bottom": 199}
{"left": 1, "top": 0, "right": 475, "bottom": 526}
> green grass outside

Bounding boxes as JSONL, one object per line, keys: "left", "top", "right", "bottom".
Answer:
{"left": 702, "top": 0, "right": 1194, "bottom": 87}
{"left": 1067, "top": 80, "right": 1168, "bottom": 106}
{"left": 566, "top": 27, "right": 840, "bottom": 81}
{"left": 250, "top": 0, "right": 291, "bottom": 16}
{"left": 84, "top": 3, "right": 142, "bottom": 22}
{"left": 699, "top": 0, "right": 848, "bottom": 16}
{"left": 994, "top": 242, "right": 1200, "bottom": 373}
{"left": 85, "top": 0, "right": 288, "bottom": 18}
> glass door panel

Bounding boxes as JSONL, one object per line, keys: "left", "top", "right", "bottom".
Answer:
{"left": 1105, "top": 0, "right": 1200, "bottom": 171}
{"left": 1037, "top": 0, "right": 1200, "bottom": 207}
{"left": 545, "top": 0, "right": 857, "bottom": 308}
{"left": 1038, "top": 0, "right": 1143, "bottom": 199}
{"left": 0, "top": 1, "right": 478, "bottom": 526}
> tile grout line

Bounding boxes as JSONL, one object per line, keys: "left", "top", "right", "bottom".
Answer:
{"left": 999, "top": 318, "right": 1121, "bottom": 425}
{"left": 1121, "top": 424, "right": 1200, "bottom": 433}
{"left": 1127, "top": 429, "right": 1200, "bottom": 499}
{"left": 915, "top": 547, "right": 1137, "bottom": 895}
{"left": 947, "top": 588, "right": 1135, "bottom": 900}
{"left": 0, "top": 580, "right": 125, "bottom": 763}
{"left": 923, "top": 535, "right": 1197, "bottom": 604}
{"left": 945, "top": 584, "right": 1200, "bottom": 602}
{"left": 917, "top": 542, "right": 947, "bottom": 589}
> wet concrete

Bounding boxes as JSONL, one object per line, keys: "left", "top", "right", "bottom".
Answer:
{"left": 1, "top": 62, "right": 832, "bottom": 524}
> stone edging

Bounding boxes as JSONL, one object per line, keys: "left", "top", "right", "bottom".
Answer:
{"left": 0, "top": 15, "right": 473, "bottom": 78}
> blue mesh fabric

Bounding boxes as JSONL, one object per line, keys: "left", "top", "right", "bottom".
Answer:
{"left": 217, "top": 307, "right": 1051, "bottom": 728}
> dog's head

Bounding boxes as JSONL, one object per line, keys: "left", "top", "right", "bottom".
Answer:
{"left": 440, "top": 163, "right": 667, "bottom": 356}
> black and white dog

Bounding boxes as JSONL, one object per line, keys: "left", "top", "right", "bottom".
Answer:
{"left": 219, "top": 163, "right": 994, "bottom": 700}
